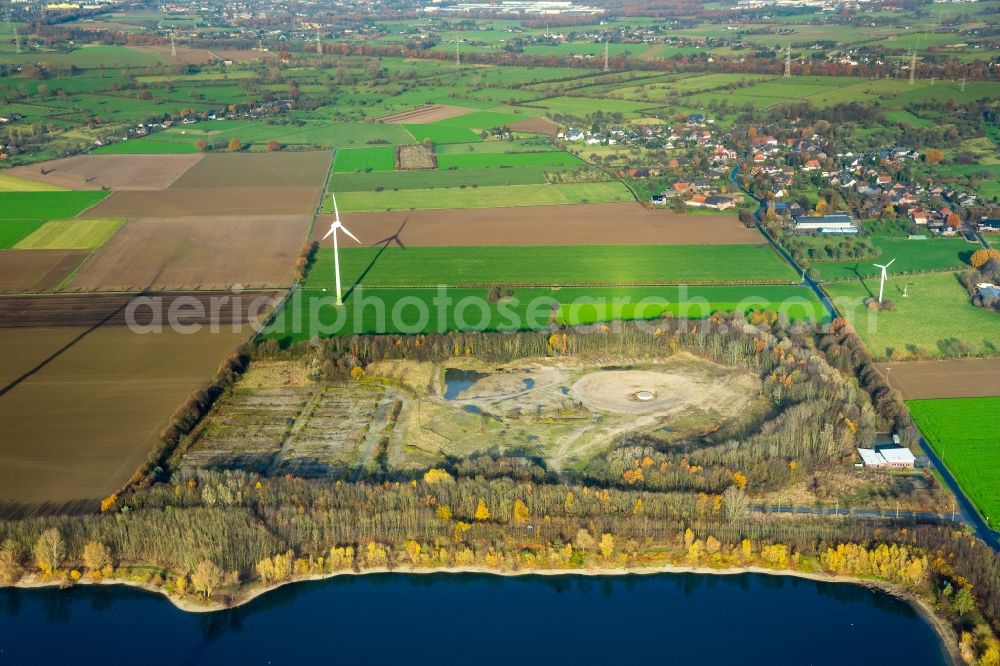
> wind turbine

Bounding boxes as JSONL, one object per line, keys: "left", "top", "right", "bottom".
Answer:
{"left": 321, "top": 192, "right": 361, "bottom": 306}
{"left": 873, "top": 258, "right": 895, "bottom": 304}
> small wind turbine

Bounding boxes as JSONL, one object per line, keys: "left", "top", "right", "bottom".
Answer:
{"left": 321, "top": 192, "right": 361, "bottom": 306}
{"left": 873, "top": 258, "right": 896, "bottom": 304}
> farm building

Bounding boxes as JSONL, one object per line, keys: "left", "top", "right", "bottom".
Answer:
{"left": 857, "top": 447, "right": 916, "bottom": 469}
{"left": 792, "top": 214, "right": 859, "bottom": 235}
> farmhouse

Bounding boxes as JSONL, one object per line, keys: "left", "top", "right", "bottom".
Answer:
{"left": 792, "top": 214, "right": 859, "bottom": 234}
{"left": 857, "top": 447, "right": 916, "bottom": 469}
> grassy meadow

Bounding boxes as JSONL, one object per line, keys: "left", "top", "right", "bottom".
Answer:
{"left": 908, "top": 397, "right": 1000, "bottom": 525}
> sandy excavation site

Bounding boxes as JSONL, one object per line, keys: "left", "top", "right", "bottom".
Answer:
{"left": 177, "top": 352, "right": 762, "bottom": 476}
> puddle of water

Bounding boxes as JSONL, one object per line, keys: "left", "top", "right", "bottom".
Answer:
{"left": 523, "top": 378, "right": 535, "bottom": 390}
{"left": 444, "top": 369, "right": 487, "bottom": 400}
{"left": 560, "top": 386, "right": 569, "bottom": 395}
{"left": 463, "top": 404, "right": 483, "bottom": 415}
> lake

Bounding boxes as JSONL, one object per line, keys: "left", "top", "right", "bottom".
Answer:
{"left": 0, "top": 573, "right": 949, "bottom": 665}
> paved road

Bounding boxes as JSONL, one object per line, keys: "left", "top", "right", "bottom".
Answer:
{"left": 729, "top": 156, "right": 1000, "bottom": 552}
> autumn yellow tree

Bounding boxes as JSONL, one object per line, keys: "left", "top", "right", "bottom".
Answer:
{"left": 191, "top": 560, "right": 224, "bottom": 599}
{"left": 970, "top": 248, "right": 1000, "bottom": 269}
{"left": 227, "top": 137, "right": 242, "bottom": 152}
{"left": 435, "top": 505, "right": 453, "bottom": 522}
{"left": 512, "top": 499, "right": 531, "bottom": 525}
{"left": 599, "top": 534, "right": 615, "bottom": 561}
{"left": 474, "top": 499, "right": 490, "bottom": 522}
{"left": 924, "top": 149, "right": 943, "bottom": 165}
{"left": 0, "top": 540, "right": 21, "bottom": 584}
{"left": 82, "top": 541, "right": 112, "bottom": 577}
{"left": 33, "top": 528, "right": 64, "bottom": 575}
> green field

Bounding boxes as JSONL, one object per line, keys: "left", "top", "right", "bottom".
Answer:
{"left": 304, "top": 243, "right": 797, "bottom": 289}
{"left": 825, "top": 272, "right": 1000, "bottom": 359}
{"left": 0, "top": 191, "right": 109, "bottom": 220}
{"left": 92, "top": 136, "right": 200, "bottom": 154}
{"left": 908, "top": 397, "right": 1000, "bottom": 526}
{"left": 817, "top": 237, "right": 975, "bottom": 282}
{"left": 436, "top": 151, "right": 582, "bottom": 169}
{"left": 331, "top": 166, "right": 564, "bottom": 191}
{"left": 13, "top": 218, "right": 123, "bottom": 250}
{"left": 332, "top": 181, "right": 632, "bottom": 211}
{"left": 333, "top": 146, "right": 396, "bottom": 172}
{"left": 0, "top": 174, "right": 66, "bottom": 192}
{"left": 0, "top": 219, "right": 47, "bottom": 249}
{"left": 262, "top": 284, "right": 824, "bottom": 343}
{"left": 404, "top": 124, "right": 482, "bottom": 144}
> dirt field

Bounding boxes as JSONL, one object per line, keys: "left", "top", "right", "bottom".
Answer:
{"left": 0, "top": 327, "right": 86, "bottom": 388}
{"left": 0, "top": 326, "right": 247, "bottom": 509}
{"left": 0, "top": 250, "right": 88, "bottom": 292}
{"left": 312, "top": 203, "right": 763, "bottom": 246}
{"left": 376, "top": 105, "right": 474, "bottom": 124}
{"left": 168, "top": 151, "right": 331, "bottom": 189}
{"left": 132, "top": 45, "right": 266, "bottom": 65}
{"left": 0, "top": 291, "right": 281, "bottom": 328}
{"left": 6, "top": 154, "right": 204, "bottom": 191}
{"left": 509, "top": 117, "right": 560, "bottom": 135}
{"left": 878, "top": 358, "right": 1000, "bottom": 399}
{"left": 397, "top": 144, "right": 436, "bottom": 170}
{"left": 70, "top": 215, "right": 311, "bottom": 291}
{"left": 80, "top": 187, "right": 323, "bottom": 217}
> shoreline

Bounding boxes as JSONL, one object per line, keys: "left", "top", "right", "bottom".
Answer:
{"left": 9, "top": 564, "right": 959, "bottom": 664}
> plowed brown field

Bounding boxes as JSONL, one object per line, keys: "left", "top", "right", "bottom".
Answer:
{"left": 70, "top": 215, "right": 311, "bottom": 291}
{"left": 169, "top": 151, "right": 332, "bottom": 189}
{"left": 0, "top": 250, "right": 88, "bottom": 292}
{"left": 6, "top": 154, "right": 204, "bottom": 190}
{"left": 80, "top": 187, "right": 323, "bottom": 217}
{"left": 311, "top": 203, "right": 762, "bottom": 246}
{"left": 375, "top": 105, "right": 474, "bottom": 124}
{"left": 0, "top": 327, "right": 247, "bottom": 509}
{"left": 878, "top": 358, "right": 1000, "bottom": 399}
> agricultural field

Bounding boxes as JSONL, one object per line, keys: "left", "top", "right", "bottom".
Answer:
{"left": 313, "top": 204, "right": 762, "bottom": 246}
{"left": 0, "top": 325, "right": 248, "bottom": 507}
{"left": 304, "top": 244, "right": 796, "bottom": 290}
{"left": 825, "top": 272, "right": 1000, "bottom": 360}
{"left": 333, "top": 147, "right": 397, "bottom": 173}
{"left": 908, "top": 397, "right": 1000, "bottom": 526}
{"left": 877, "top": 358, "right": 1000, "bottom": 400}
{"left": 332, "top": 181, "right": 633, "bottom": 211}
{"left": 0, "top": 191, "right": 109, "bottom": 220}
{"left": 264, "top": 284, "right": 823, "bottom": 343}
{"left": 0, "top": 250, "right": 89, "bottom": 292}
{"left": 815, "top": 236, "right": 976, "bottom": 282}
{"left": 13, "top": 218, "right": 123, "bottom": 250}
{"left": 69, "top": 215, "right": 312, "bottom": 291}
{"left": 5, "top": 154, "right": 205, "bottom": 190}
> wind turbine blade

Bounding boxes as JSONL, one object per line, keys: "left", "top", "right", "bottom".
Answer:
{"left": 874, "top": 263, "right": 886, "bottom": 269}
{"left": 339, "top": 224, "right": 361, "bottom": 244}
{"left": 322, "top": 225, "right": 335, "bottom": 240}
{"left": 330, "top": 191, "right": 340, "bottom": 223}
{"left": 885, "top": 258, "right": 896, "bottom": 268}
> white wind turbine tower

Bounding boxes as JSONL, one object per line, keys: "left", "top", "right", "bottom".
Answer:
{"left": 873, "top": 258, "right": 896, "bottom": 304}
{"left": 322, "top": 192, "right": 361, "bottom": 306}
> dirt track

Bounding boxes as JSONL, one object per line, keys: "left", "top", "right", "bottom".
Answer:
{"left": 878, "top": 358, "right": 1000, "bottom": 399}
{"left": 70, "top": 215, "right": 311, "bottom": 291}
{"left": 0, "top": 250, "right": 88, "bottom": 292}
{"left": 312, "top": 203, "right": 763, "bottom": 246}
{"left": 375, "top": 105, "right": 474, "bottom": 124}
{"left": 6, "top": 154, "right": 204, "bottom": 191}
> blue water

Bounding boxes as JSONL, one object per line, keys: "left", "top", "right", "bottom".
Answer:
{"left": 0, "top": 573, "right": 947, "bottom": 665}
{"left": 523, "top": 378, "right": 535, "bottom": 390}
{"left": 443, "top": 368, "right": 486, "bottom": 400}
